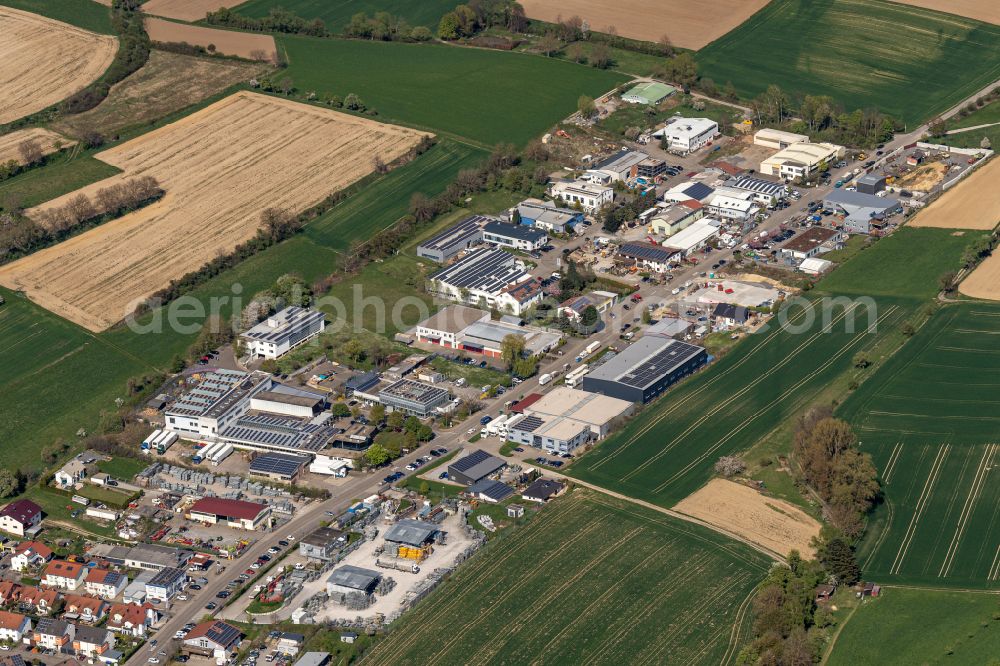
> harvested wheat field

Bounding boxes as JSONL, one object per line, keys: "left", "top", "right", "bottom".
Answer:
{"left": 519, "top": 0, "right": 769, "bottom": 49}
{"left": 0, "top": 92, "right": 431, "bottom": 331}
{"left": 960, "top": 253, "right": 1000, "bottom": 301}
{"left": 142, "top": 0, "right": 245, "bottom": 22}
{"left": 910, "top": 159, "right": 1000, "bottom": 230}
{"left": 673, "top": 478, "right": 821, "bottom": 558}
{"left": 0, "top": 7, "right": 118, "bottom": 124}
{"left": 145, "top": 17, "right": 276, "bottom": 61}
{"left": 892, "top": 0, "right": 999, "bottom": 25}
{"left": 54, "top": 50, "right": 267, "bottom": 137}
{"left": 0, "top": 128, "right": 75, "bottom": 165}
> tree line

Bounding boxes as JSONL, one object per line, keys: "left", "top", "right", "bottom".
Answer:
{"left": 1, "top": 176, "right": 162, "bottom": 265}
{"left": 205, "top": 7, "right": 327, "bottom": 37}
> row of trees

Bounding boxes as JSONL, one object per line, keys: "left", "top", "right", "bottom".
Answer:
{"left": 793, "top": 408, "right": 879, "bottom": 538}
{"left": 345, "top": 11, "right": 433, "bottom": 41}
{"left": 205, "top": 7, "right": 327, "bottom": 37}
{"left": 438, "top": 0, "right": 526, "bottom": 40}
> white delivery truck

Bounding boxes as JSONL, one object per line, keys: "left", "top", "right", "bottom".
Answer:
{"left": 584, "top": 341, "right": 601, "bottom": 355}
{"left": 486, "top": 414, "right": 509, "bottom": 437}
{"left": 538, "top": 373, "right": 553, "bottom": 386}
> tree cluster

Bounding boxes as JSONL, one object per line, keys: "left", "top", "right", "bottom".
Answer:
{"left": 438, "top": 0, "right": 526, "bottom": 40}
{"left": 599, "top": 190, "right": 647, "bottom": 233}
{"left": 205, "top": 7, "right": 326, "bottom": 37}
{"left": 655, "top": 52, "right": 698, "bottom": 88}
{"left": 345, "top": 11, "right": 432, "bottom": 41}
{"left": 793, "top": 409, "right": 879, "bottom": 538}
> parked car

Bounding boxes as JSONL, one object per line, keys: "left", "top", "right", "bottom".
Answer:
{"left": 438, "top": 472, "right": 449, "bottom": 480}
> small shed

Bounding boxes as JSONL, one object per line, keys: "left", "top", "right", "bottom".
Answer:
{"left": 507, "top": 504, "right": 524, "bottom": 519}
{"left": 815, "top": 584, "right": 836, "bottom": 602}
{"left": 340, "top": 632, "right": 358, "bottom": 644}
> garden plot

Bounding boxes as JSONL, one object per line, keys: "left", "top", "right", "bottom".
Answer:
{"left": 0, "top": 91, "right": 431, "bottom": 332}
{"left": 0, "top": 6, "right": 118, "bottom": 124}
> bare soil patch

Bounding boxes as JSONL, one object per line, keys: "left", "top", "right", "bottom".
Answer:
{"left": 673, "top": 478, "right": 821, "bottom": 558}
{"left": 895, "top": 161, "right": 948, "bottom": 191}
{"left": 0, "top": 7, "right": 118, "bottom": 124}
{"left": 891, "top": 0, "right": 999, "bottom": 25}
{"left": 960, "top": 252, "right": 1000, "bottom": 301}
{"left": 145, "top": 17, "right": 276, "bottom": 61}
{"left": 53, "top": 49, "right": 267, "bottom": 138}
{"left": 0, "top": 92, "right": 432, "bottom": 331}
{"left": 518, "top": 0, "right": 770, "bottom": 50}
{"left": 0, "top": 129, "right": 76, "bottom": 165}
{"left": 142, "top": 0, "right": 246, "bottom": 22}
{"left": 910, "top": 159, "right": 1000, "bottom": 230}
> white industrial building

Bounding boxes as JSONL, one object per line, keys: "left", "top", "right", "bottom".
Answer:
{"left": 728, "top": 176, "right": 788, "bottom": 204}
{"left": 706, "top": 189, "right": 758, "bottom": 222}
{"left": 428, "top": 248, "right": 531, "bottom": 309}
{"left": 760, "top": 142, "right": 845, "bottom": 180}
{"left": 241, "top": 306, "right": 326, "bottom": 360}
{"left": 549, "top": 179, "right": 613, "bottom": 213}
{"left": 165, "top": 370, "right": 270, "bottom": 440}
{"left": 506, "top": 415, "right": 592, "bottom": 455}
{"left": 753, "top": 128, "right": 810, "bottom": 150}
{"left": 662, "top": 220, "right": 721, "bottom": 256}
{"left": 520, "top": 386, "right": 634, "bottom": 439}
{"left": 587, "top": 149, "right": 649, "bottom": 182}
{"left": 652, "top": 117, "right": 719, "bottom": 154}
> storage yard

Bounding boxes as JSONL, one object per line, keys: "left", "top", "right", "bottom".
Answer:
{"left": 518, "top": 0, "right": 770, "bottom": 50}
{"left": 0, "top": 92, "right": 431, "bottom": 331}
{"left": 0, "top": 6, "right": 118, "bottom": 124}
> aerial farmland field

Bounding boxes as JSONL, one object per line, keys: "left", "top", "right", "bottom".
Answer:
{"left": 839, "top": 303, "right": 1000, "bottom": 588}
{"left": 144, "top": 17, "right": 277, "bottom": 60}
{"left": 0, "top": 128, "right": 74, "bottom": 165}
{"left": 0, "top": 0, "right": 113, "bottom": 33}
{"left": 233, "top": 0, "right": 456, "bottom": 34}
{"left": 141, "top": 0, "right": 245, "bottom": 22}
{"left": 362, "top": 490, "right": 770, "bottom": 665}
{"left": 278, "top": 35, "right": 627, "bottom": 146}
{"left": 0, "top": 91, "right": 431, "bottom": 331}
{"left": 0, "top": 6, "right": 118, "bottom": 124}
{"left": 909, "top": 160, "right": 1000, "bottom": 231}
{"left": 696, "top": 0, "right": 1000, "bottom": 126}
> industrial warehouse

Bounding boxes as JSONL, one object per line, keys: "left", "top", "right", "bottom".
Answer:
{"left": 583, "top": 338, "right": 708, "bottom": 403}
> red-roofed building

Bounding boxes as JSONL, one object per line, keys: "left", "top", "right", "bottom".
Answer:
{"left": 11, "top": 541, "right": 53, "bottom": 572}
{"left": 18, "top": 586, "right": 60, "bottom": 615}
{"left": 84, "top": 569, "right": 128, "bottom": 599}
{"left": 678, "top": 199, "right": 703, "bottom": 210}
{"left": 510, "top": 394, "right": 543, "bottom": 414}
{"left": 43, "top": 561, "right": 86, "bottom": 591}
{"left": 496, "top": 278, "right": 544, "bottom": 316}
{"left": 708, "top": 161, "right": 746, "bottom": 177}
{"left": 62, "top": 595, "right": 108, "bottom": 624}
{"left": 0, "top": 500, "right": 42, "bottom": 537}
{"left": 0, "top": 610, "right": 31, "bottom": 643}
{"left": 188, "top": 498, "right": 270, "bottom": 531}
{"left": 182, "top": 620, "right": 242, "bottom": 659}
{"left": 106, "top": 603, "right": 158, "bottom": 637}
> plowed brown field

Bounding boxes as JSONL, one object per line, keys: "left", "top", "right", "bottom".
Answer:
{"left": 0, "top": 7, "right": 118, "bottom": 124}
{"left": 893, "top": 0, "right": 999, "bottom": 25}
{"left": 145, "top": 17, "right": 277, "bottom": 61}
{"left": 141, "top": 0, "right": 244, "bottom": 22}
{"left": 519, "top": 0, "right": 769, "bottom": 50}
{"left": 910, "top": 158, "right": 1000, "bottom": 230}
{"left": 674, "top": 478, "right": 821, "bottom": 558}
{"left": 0, "top": 128, "right": 75, "bottom": 165}
{"left": 0, "top": 92, "right": 431, "bottom": 331}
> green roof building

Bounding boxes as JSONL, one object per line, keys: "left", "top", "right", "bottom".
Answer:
{"left": 621, "top": 81, "right": 675, "bottom": 105}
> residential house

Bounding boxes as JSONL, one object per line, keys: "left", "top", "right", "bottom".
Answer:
{"left": 0, "top": 583, "right": 21, "bottom": 606}
{"left": 11, "top": 541, "right": 53, "bottom": 572}
{"left": 62, "top": 595, "right": 108, "bottom": 624}
{"left": 33, "top": 618, "right": 74, "bottom": 653}
{"left": 521, "top": 478, "right": 565, "bottom": 503}
{"left": 42, "top": 561, "right": 86, "bottom": 592}
{"left": 17, "top": 586, "right": 59, "bottom": 616}
{"left": 0, "top": 501, "right": 42, "bottom": 537}
{"left": 549, "top": 179, "right": 613, "bottom": 213}
{"left": 514, "top": 199, "right": 584, "bottom": 234}
{"left": 0, "top": 655, "right": 26, "bottom": 666}
{"left": 106, "top": 603, "right": 158, "bottom": 637}
{"left": 144, "top": 567, "right": 186, "bottom": 603}
{"left": 617, "top": 242, "right": 678, "bottom": 274}
{"left": 706, "top": 189, "right": 758, "bottom": 223}
{"left": 84, "top": 570, "right": 128, "bottom": 600}
{"left": 0, "top": 611, "right": 31, "bottom": 644}
{"left": 712, "top": 303, "right": 750, "bottom": 330}
{"left": 495, "top": 277, "right": 544, "bottom": 316}
{"left": 650, "top": 203, "right": 703, "bottom": 237}
{"left": 182, "top": 621, "right": 242, "bottom": 659}
{"left": 72, "top": 625, "right": 114, "bottom": 659}
{"left": 54, "top": 452, "right": 100, "bottom": 488}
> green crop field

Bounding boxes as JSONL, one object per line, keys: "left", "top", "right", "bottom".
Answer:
{"left": 232, "top": 0, "right": 454, "bottom": 34}
{"left": 942, "top": 99, "right": 1000, "bottom": 150}
{"left": 829, "top": 588, "right": 1000, "bottom": 664}
{"left": 279, "top": 36, "right": 626, "bottom": 146}
{"left": 0, "top": 150, "right": 121, "bottom": 212}
{"left": 839, "top": 303, "right": 1000, "bottom": 588}
{"left": 696, "top": 0, "right": 1000, "bottom": 126}
{"left": 571, "top": 228, "right": 979, "bottom": 508}
{"left": 363, "top": 490, "right": 770, "bottom": 665}
{"left": 0, "top": 289, "right": 153, "bottom": 466}
{"left": 0, "top": 0, "right": 113, "bottom": 33}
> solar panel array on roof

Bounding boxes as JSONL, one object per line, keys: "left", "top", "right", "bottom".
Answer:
{"left": 682, "top": 182, "right": 714, "bottom": 200}
{"left": 731, "top": 176, "right": 786, "bottom": 197}
{"left": 167, "top": 370, "right": 252, "bottom": 418}
{"left": 248, "top": 452, "right": 309, "bottom": 476}
{"left": 617, "top": 340, "right": 704, "bottom": 389}
{"left": 220, "top": 413, "right": 335, "bottom": 451}
{"left": 418, "top": 215, "right": 492, "bottom": 252}
{"left": 619, "top": 243, "right": 675, "bottom": 263}
{"left": 241, "top": 307, "right": 325, "bottom": 345}
{"left": 450, "top": 449, "right": 493, "bottom": 473}
{"left": 483, "top": 221, "right": 547, "bottom": 243}
{"left": 430, "top": 248, "right": 526, "bottom": 294}
{"left": 512, "top": 415, "right": 544, "bottom": 433}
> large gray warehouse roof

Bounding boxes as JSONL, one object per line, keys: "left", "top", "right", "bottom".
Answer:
{"left": 587, "top": 338, "right": 704, "bottom": 390}
{"left": 823, "top": 189, "right": 898, "bottom": 210}
{"left": 383, "top": 519, "right": 439, "bottom": 547}
{"left": 326, "top": 565, "right": 381, "bottom": 592}
{"left": 449, "top": 449, "right": 506, "bottom": 481}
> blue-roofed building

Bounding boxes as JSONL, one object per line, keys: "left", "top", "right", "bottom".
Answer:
{"left": 515, "top": 199, "right": 584, "bottom": 233}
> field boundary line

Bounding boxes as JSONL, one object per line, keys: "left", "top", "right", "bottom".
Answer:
{"left": 939, "top": 443, "right": 996, "bottom": 577}
{"left": 587, "top": 303, "right": 816, "bottom": 471}
{"left": 883, "top": 441, "right": 904, "bottom": 483}
{"left": 890, "top": 443, "right": 950, "bottom": 575}
{"left": 988, "top": 544, "right": 1000, "bottom": 581}
{"left": 721, "top": 587, "right": 756, "bottom": 665}
{"left": 652, "top": 304, "right": 900, "bottom": 493}
{"left": 863, "top": 498, "right": 894, "bottom": 571}
{"left": 622, "top": 303, "right": 864, "bottom": 483}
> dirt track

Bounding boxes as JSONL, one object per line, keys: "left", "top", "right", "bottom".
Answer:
{"left": 141, "top": 0, "right": 244, "bottom": 22}
{"left": 0, "top": 128, "right": 75, "bottom": 165}
{"left": 518, "top": 0, "right": 770, "bottom": 50}
{"left": 145, "top": 17, "right": 277, "bottom": 61}
{"left": 0, "top": 7, "right": 118, "bottom": 124}
{"left": 910, "top": 159, "right": 1000, "bottom": 230}
{"left": 0, "top": 92, "right": 431, "bottom": 331}
{"left": 673, "top": 478, "right": 821, "bottom": 558}
{"left": 892, "top": 0, "right": 999, "bottom": 25}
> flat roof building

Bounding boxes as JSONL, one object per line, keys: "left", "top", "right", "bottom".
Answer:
{"left": 780, "top": 227, "right": 844, "bottom": 261}
{"left": 753, "top": 128, "right": 810, "bottom": 150}
{"left": 220, "top": 412, "right": 338, "bottom": 455}
{"left": 514, "top": 198, "right": 584, "bottom": 234}
{"left": 414, "top": 305, "right": 489, "bottom": 350}
{"left": 447, "top": 449, "right": 506, "bottom": 486}
{"left": 621, "top": 81, "right": 675, "bottom": 105}
{"left": 165, "top": 370, "right": 271, "bottom": 441}
{"left": 507, "top": 414, "right": 592, "bottom": 455}
{"left": 590, "top": 149, "right": 649, "bottom": 182}
{"left": 249, "top": 391, "right": 324, "bottom": 419}
{"left": 549, "top": 179, "right": 613, "bottom": 213}
{"left": 761, "top": 142, "right": 845, "bottom": 180}
{"left": 378, "top": 379, "right": 450, "bottom": 417}
{"left": 248, "top": 452, "right": 309, "bottom": 481}
{"left": 823, "top": 189, "right": 901, "bottom": 234}
{"left": 653, "top": 118, "right": 719, "bottom": 154}
{"left": 429, "top": 248, "right": 530, "bottom": 309}
{"left": 663, "top": 220, "right": 720, "bottom": 256}
{"left": 582, "top": 337, "right": 707, "bottom": 404}
{"left": 416, "top": 215, "right": 488, "bottom": 262}
{"left": 124, "top": 544, "right": 192, "bottom": 572}
{"left": 241, "top": 307, "right": 326, "bottom": 360}
{"left": 522, "top": 386, "right": 634, "bottom": 439}
{"left": 482, "top": 221, "right": 548, "bottom": 252}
